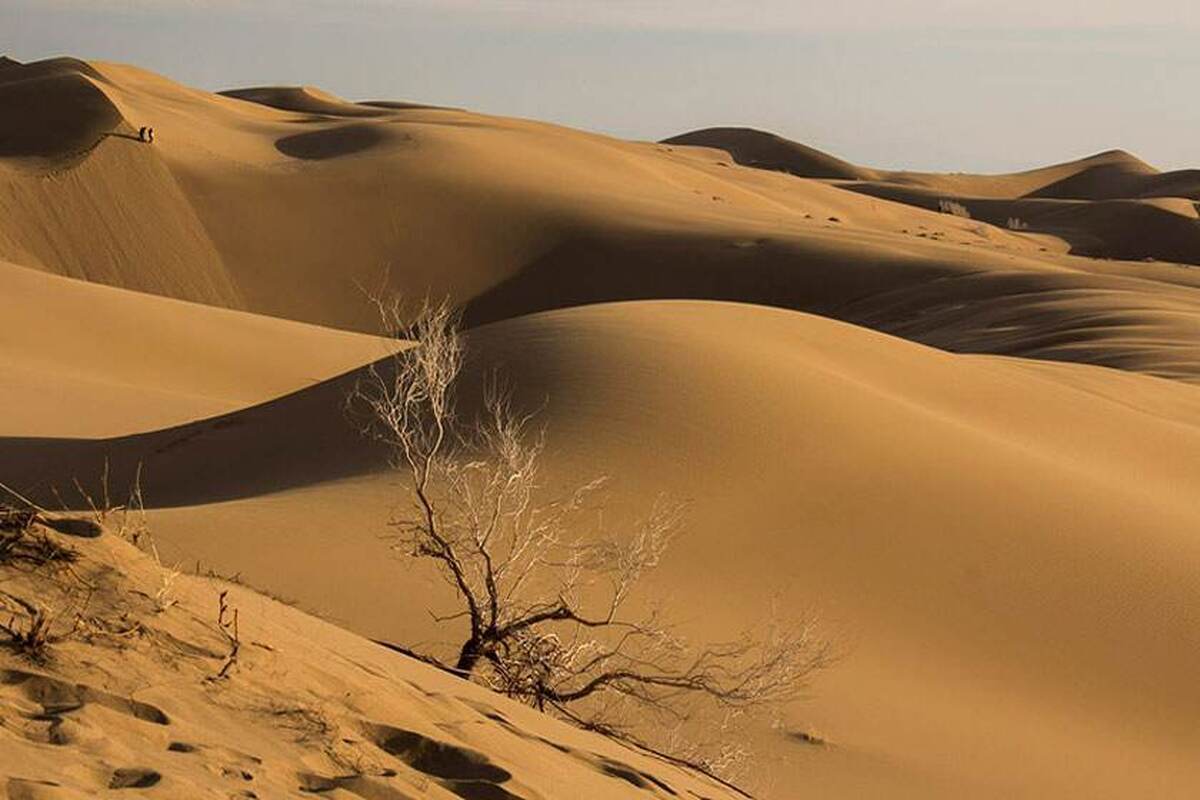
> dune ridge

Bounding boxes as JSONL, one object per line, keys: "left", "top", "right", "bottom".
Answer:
{"left": 6, "top": 300, "right": 1200, "bottom": 798}
{"left": 670, "top": 129, "right": 1200, "bottom": 266}
{"left": 220, "top": 85, "right": 392, "bottom": 118}
{"left": 0, "top": 57, "right": 1195, "bottom": 387}
{"left": 663, "top": 127, "right": 879, "bottom": 181}
{"left": 2, "top": 55, "right": 1200, "bottom": 799}
{"left": 0, "top": 57, "right": 123, "bottom": 164}
{"left": 0, "top": 258, "right": 396, "bottom": 437}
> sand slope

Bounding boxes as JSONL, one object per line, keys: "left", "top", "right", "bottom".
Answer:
{"left": 3, "top": 56, "right": 1200, "bottom": 799}
{"left": 678, "top": 135, "right": 1197, "bottom": 203}
{"left": 671, "top": 129, "right": 1200, "bottom": 267}
{"left": 220, "top": 85, "right": 392, "bottom": 118}
{"left": 4, "top": 301, "right": 1199, "bottom": 798}
{"left": 0, "top": 259, "right": 395, "bottom": 437}
{"left": 1, "top": 57, "right": 1197, "bottom": 388}
{"left": 880, "top": 148, "right": 1188, "bottom": 200}
{"left": 663, "top": 127, "right": 879, "bottom": 181}
{"left": 839, "top": 182, "right": 1200, "bottom": 263}
{"left": 0, "top": 520, "right": 739, "bottom": 800}
{"left": 1025, "top": 153, "right": 1200, "bottom": 201}
{"left": 0, "top": 57, "right": 123, "bottom": 163}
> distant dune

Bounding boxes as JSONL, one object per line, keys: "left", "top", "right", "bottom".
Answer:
{"left": 0, "top": 258, "right": 395, "bottom": 437}
{"left": 663, "top": 127, "right": 879, "bottom": 180}
{"left": 666, "top": 130, "right": 1200, "bottom": 268}
{"left": 1024, "top": 150, "right": 1200, "bottom": 201}
{"left": 220, "top": 84, "right": 392, "bottom": 117}
{"left": 2, "top": 56, "right": 1199, "bottom": 799}
{"left": 0, "top": 58, "right": 1196, "bottom": 383}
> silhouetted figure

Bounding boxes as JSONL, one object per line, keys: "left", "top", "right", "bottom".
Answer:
{"left": 146, "top": 127, "right": 154, "bottom": 143}
{"left": 138, "top": 126, "right": 147, "bottom": 142}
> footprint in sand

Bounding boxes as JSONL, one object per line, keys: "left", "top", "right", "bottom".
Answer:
{"left": 297, "top": 772, "right": 412, "bottom": 799}
{"left": 166, "top": 740, "right": 262, "bottom": 787}
{"left": 108, "top": 768, "right": 162, "bottom": 789}
{"left": 456, "top": 698, "right": 677, "bottom": 797}
{"left": 1, "top": 669, "right": 170, "bottom": 727}
{"left": 364, "top": 723, "right": 525, "bottom": 799}
{"left": 6, "top": 778, "right": 95, "bottom": 800}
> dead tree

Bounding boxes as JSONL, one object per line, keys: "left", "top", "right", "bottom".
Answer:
{"left": 349, "top": 296, "right": 831, "bottom": 779}
{"left": 212, "top": 590, "right": 240, "bottom": 680}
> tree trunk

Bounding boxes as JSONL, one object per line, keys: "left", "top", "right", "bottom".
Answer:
{"left": 455, "top": 638, "right": 482, "bottom": 675}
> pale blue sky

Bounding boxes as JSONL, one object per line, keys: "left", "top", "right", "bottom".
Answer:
{"left": 4, "top": 1, "right": 1198, "bottom": 171}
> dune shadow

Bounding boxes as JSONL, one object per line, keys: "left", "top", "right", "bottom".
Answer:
{"left": 358, "top": 100, "right": 449, "bottom": 111}
{"left": 0, "top": 72, "right": 123, "bottom": 160}
{"left": 39, "top": 517, "right": 104, "bottom": 539}
{"left": 2, "top": 669, "right": 170, "bottom": 725}
{"left": 100, "top": 132, "right": 144, "bottom": 143}
{"left": 0, "top": 366, "right": 391, "bottom": 510}
{"left": 276, "top": 123, "right": 390, "bottom": 160}
{"left": 108, "top": 768, "right": 161, "bottom": 789}
{"left": 0, "top": 340, "right": 517, "bottom": 511}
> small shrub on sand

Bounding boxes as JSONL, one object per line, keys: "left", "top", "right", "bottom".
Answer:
{"left": 349, "top": 295, "right": 833, "bottom": 786}
{"left": 0, "top": 507, "right": 79, "bottom": 568}
{"left": 0, "top": 593, "right": 70, "bottom": 662}
{"left": 938, "top": 199, "right": 971, "bottom": 218}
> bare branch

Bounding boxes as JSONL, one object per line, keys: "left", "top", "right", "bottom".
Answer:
{"left": 350, "top": 289, "right": 833, "bottom": 785}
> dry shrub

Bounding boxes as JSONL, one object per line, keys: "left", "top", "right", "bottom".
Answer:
{"left": 938, "top": 199, "right": 971, "bottom": 218}
{"left": 0, "top": 592, "right": 77, "bottom": 662}
{"left": 349, "top": 295, "right": 833, "bottom": 786}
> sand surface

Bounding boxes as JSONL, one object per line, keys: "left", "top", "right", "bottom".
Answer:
{"left": 2, "top": 56, "right": 1199, "bottom": 798}
{"left": 0, "top": 521, "right": 740, "bottom": 799}
{"left": 0, "top": 259, "right": 397, "bottom": 438}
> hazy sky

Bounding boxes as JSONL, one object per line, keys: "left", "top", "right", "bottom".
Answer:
{"left": 5, "top": 1, "right": 1198, "bottom": 171}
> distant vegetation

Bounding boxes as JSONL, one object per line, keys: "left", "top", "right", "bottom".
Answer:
{"left": 938, "top": 199, "right": 972, "bottom": 219}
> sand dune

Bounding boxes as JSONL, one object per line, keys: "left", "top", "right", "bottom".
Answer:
{"left": 883, "top": 148, "right": 1174, "bottom": 199}
{"left": 3, "top": 56, "right": 1197, "bottom": 386}
{"left": 661, "top": 133, "right": 1196, "bottom": 201}
{"left": 0, "top": 520, "right": 740, "bottom": 799}
{"left": 0, "top": 57, "right": 123, "bottom": 164}
{"left": 4, "top": 300, "right": 1200, "bottom": 797}
{"left": 1026, "top": 153, "right": 1200, "bottom": 201}
{"left": 3, "top": 55, "right": 1200, "bottom": 799}
{"left": 462, "top": 232, "right": 1200, "bottom": 382}
{"left": 663, "top": 127, "right": 879, "bottom": 181}
{"left": 0, "top": 259, "right": 395, "bottom": 437}
{"left": 837, "top": 268, "right": 1200, "bottom": 380}
{"left": 841, "top": 178, "right": 1200, "bottom": 267}
{"left": 220, "top": 85, "right": 392, "bottom": 117}
{"left": 665, "top": 129, "right": 1200, "bottom": 266}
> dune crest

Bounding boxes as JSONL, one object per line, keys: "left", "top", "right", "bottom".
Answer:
{"left": 669, "top": 128, "right": 1200, "bottom": 266}
{"left": 220, "top": 85, "right": 391, "bottom": 117}
{"left": 663, "top": 126, "right": 879, "bottom": 181}
{"left": 5, "top": 300, "right": 1200, "bottom": 797}
{"left": 0, "top": 59, "right": 1193, "bottom": 388}
{"left": 0, "top": 259, "right": 396, "bottom": 437}
{"left": 2, "top": 55, "right": 1199, "bottom": 799}
{"left": 0, "top": 57, "right": 125, "bottom": 165}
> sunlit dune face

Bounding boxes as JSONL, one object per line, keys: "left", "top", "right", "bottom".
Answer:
{"left": 0, "top": 43, "right": 1198, "bottom": 800}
